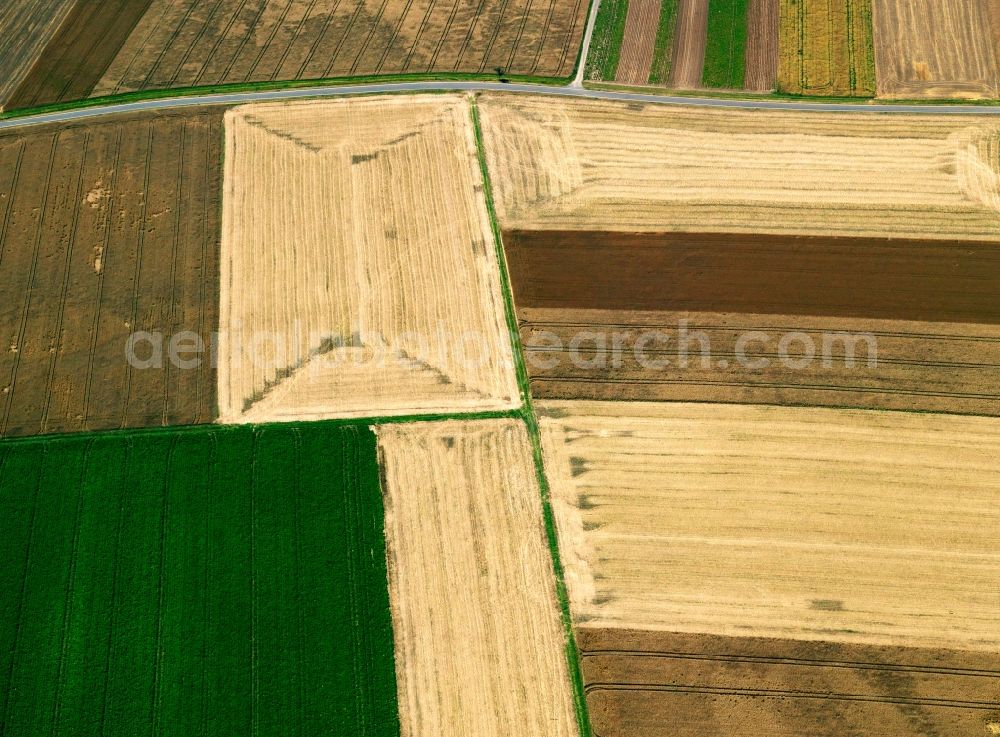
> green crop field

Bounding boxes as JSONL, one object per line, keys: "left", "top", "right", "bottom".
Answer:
{"left": 0, "top": 424, "right": 398, "bottom": 737}
{"left": 648, "top": 0, "right": 681, "bottom": 84}
{"left": 702, "top": 0, "right": 749, "bottom": 88}
{"left": 585, "top": 0, "right": 631, "bottom": 81}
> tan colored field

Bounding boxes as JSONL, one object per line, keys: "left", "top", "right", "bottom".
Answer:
{"left": 377, "top": 420, "right": 578, "bottom": 737}
{"left": 616, "top": 0, "right": 663, "bottom": 85}
{"left": 92, "top": 0, "right": 588, "bottom": 98}
{"left": 777, "top": 0, "right": 875, "bottom": 96}
{"left": 670, "top": 0, "right": 708, "bottom": 87}
{"left": 0, "top": 0, "right": 75, "bottom": 110}
{"left": 477, "top": 94, "right": 1000, "bottom": 240}
{"left": 539, "top": 400, "right": 1000, "bottom": 651}
{"left": 218, "top": 95, "right": 518, "bottom": 424}
{"left": 873, "top": 0, "right": 1000, "bottom": 99}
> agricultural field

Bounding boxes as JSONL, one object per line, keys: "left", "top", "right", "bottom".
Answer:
{"left": 0, "top": 422, "right": 399, "bottom": 737}
{"left": 872, "top": 0, "right": 1000, "bottom": 100}
{"left": 540, "top": 399, "right": 1000, "bottom": 735}
{"left": 777, "top": 0, "right": 875, "bottom": 96}
{"left": 0, "top": 0, "right": 76, "bottom": 111}
{"left": 505, "top": 229, "right": 1000, "bottom": 415}
{"left": 477, "top": 95, "right": 1000, "bottom": 240}
{"left": 88, "top": 0, "right": 589, "bottom": 101}
{"left": 377, "top": 419, "right": 578, "bottom": 737}
{"left": 5, "top": 0, "right": 156, "bottom": 111}
{"left": 218, "top": 94, "right": 518, "bottom": 424}
{"left": 0, "top": 109, "right": 222, "bottom": 439}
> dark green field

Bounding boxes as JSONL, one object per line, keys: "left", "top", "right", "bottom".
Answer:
{"left": 0, "top": 423, "right": 398, "bottom": 737}
{"left": 702, "top": 0, "right": 749, "bottom": 88}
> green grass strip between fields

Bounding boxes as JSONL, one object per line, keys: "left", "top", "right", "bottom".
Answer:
{"left": 469, "top": 97, "right": 594, "bottom": 737}
{"left": 0, "top": 424, "right": 399, "bottom": 737}
{"left": 584, "top": 0, "right": 631, "bottom": 82}
{"left": 702, "top": 0, "right": 749, "bottom": 88}
{"left": 648, "top": 0, "right": 681, "bottom": 85}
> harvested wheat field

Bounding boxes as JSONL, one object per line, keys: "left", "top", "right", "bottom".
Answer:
{"left": 377, "top": 420, "right": 578, "bottom": 737}
{"left": 521, "top": 308, "right": 1000, "bottom": 415}
{"left": 478, "top": 95, "right": 1000, "bottom": 240}
{"left": 0, "top": 109, "right": 222, "bottom": 439}
{"left": 539, "top": 400, "right": 1000, "bottom": 650}
{"left": 0, "top": 0, "right": 76, "bottom": 110}
{"left": 219, "top": 95, "right": 517, "bottom": 424}
{"left": 578, "top": 629, "right": 1000, "bottom": 736}
{"left": 90, "top": 0, "right": 588, "bottom": 100}
{"left": 872, "top": 0, "right": 1000, "bottom": 99}
{"left": 6, "top": 0, "right": 156, "bottom": 111}
{"left": 616, "top": 0, "right": 664, "bottom": 85}
{"left": 744, "top": 0, "right": 778, "bottom": 90}
{"left": 777, "top": 0, "right": 875, "bottom": 96}
{"left": 670, "top": 0, "right": 709, "bottom": 87}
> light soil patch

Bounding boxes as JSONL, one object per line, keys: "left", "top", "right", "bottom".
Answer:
{"left": 0, "top": 0, "right": 75, "bottom": 110}
{"left": 539, "top": 400, "right": 1000, "bottom": 651}
{"left": 377, "top": 419, "right": 578, "bottom": 737}
{"left": 777, "top": 0, "right": 875, "bottom": 96}
{"left": 219, "top": 94, "right": 518, "bottom": 423}
{"left": 477, "top": 94, "right": 1000, "bottom": 240}
{"left": 872, "top": 0, "right": 1000, "bottom": 100}
{"left": 616, "top": 0, "right": 664, "bottom": 85}
{"left": 669, "top": 0, "right": 709, "bottom": 87}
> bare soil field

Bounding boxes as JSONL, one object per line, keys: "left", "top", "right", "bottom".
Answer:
{"left": 502, "top": 230, "right": 1000, "bottom": 322}
{"left": 477, "top": 95, "right": 1000, "bottom": 240}
{"left": 521, "top": 308, "right": 1000, "bottom": 416}
{"left": 219, "top": 95, "right": 517, "bottom": 424}
{"left": 669, "top": 0, "right": 708, "bottom": 87}
{"left": 377, "top": 420, "right": 578, "bottom": 737}
{"left": 744, "top": 0, "right": 778, "bottom": 90}
{"left": 90, "top": 0, "right": 588, "bottom": 99}
{"left": 615, "top": 0, "right": 663, "bottom": 85}
{"left": 777, "top": 0, "right": 875, "bottom": 96}
{"left": 578, "top": 628, "right": 1000, "bottom": 736}
{"left": 7, "top": 0, "right": 156, "bottom": 110}
{"left": 872, "top": 0, "right": 1000, "bottom": 100}
{"left": 0, "top": 109, "right": 222, "bottom": 439}
{"left": 539, "top": 400, "right": 1000, "bottom": 650}
{"left": 0, "top": 0, "right": 76, "bottom": 110}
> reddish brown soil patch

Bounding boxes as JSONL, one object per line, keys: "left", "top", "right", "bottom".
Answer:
{"left": 8, "top": 0, "right": 155, "bottom": 109}
{"left": 520, "top": 307, "right": 1000, "bottom": 416}
{"left": 669, "top": 0, "right": 708, "bottom": 87}
{"left": 578, "top": 628, "right": 1000, "bottom": 737}
{"left": 502, "top": 230, "right": 1000, "bottom": 324}
{"left": 744, "top": 0, "right": 778, "bottom": 90}
{"left": 615, "top": 0, "right": 663, "bottom": 85}
{"left": 0, "top": 109, "right": 222, "bottom": 438}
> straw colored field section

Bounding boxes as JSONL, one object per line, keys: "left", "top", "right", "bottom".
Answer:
{"left": 92, "top": 0, "right": 588, "bottom": 98}
{"left": 0, "top": 0, "right": 75, "bottom": 109}
{"left": 219, "top": 95, "right": 518, "bottom": 423}
{"left": 777, "top": 0, "right": 875, "bottom": 96}
{"left": 872, "top": 0, "right": 1000, "bottom": 99}
{"left": 539, "top": 400, "right": 1000, "bottom": 652}
{"left": 477, "top": 95, "right": 1000, "bottom": 240}
{"left": 377, "top": 420, "right": 578, "bottom": 737}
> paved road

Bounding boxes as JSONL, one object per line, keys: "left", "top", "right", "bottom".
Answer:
{"left": 2, "top": 79, "right": 999, "bottom": 131}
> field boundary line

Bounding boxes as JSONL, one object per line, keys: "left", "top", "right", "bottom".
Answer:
{"left": 469, "top": 96, "right": 594, "bottom": 737}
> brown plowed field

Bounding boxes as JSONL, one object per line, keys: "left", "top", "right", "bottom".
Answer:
{"left": 669, "top": 0, "right": 707, "bottom": 87}
{"left": 0, "top": 0, "right": 76, "bottom": 110}
{"left": 501, "top": 230, "right": 1000, "bottom": 323}
{"left": 744, "top": 0, "right": 778, "bottom": 91}
{"left": 0, "top": 109, "right": 222, "bottom": 438}
{"left": 90, "top": 0, "right": 588, "bottom": 100}
{"left": 872, "top": 0, "right": 1000, "bottom": 100}
{"left": 615, "top": 0, "right": 662, "bottom": 85}
{"left": 578, "top": 628, "right": 1000, "bottom": 737}
{"left": 7, "top": 0, "right": 155, "bottom": 110}
{"left": 520, "top": 308, "right": 1000, "bottom": 416}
